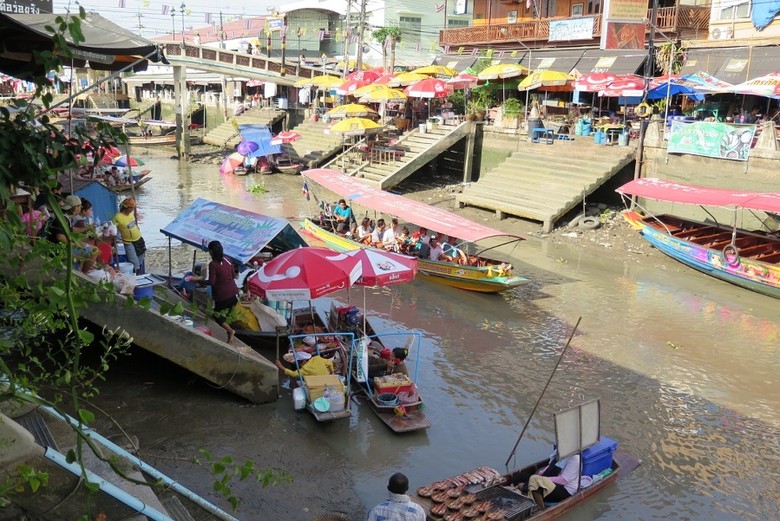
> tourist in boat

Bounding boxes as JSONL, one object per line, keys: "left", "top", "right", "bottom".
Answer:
{"left": 332, "top": 199, "right": 355, "bottom": 234}
{"left": 382, "top": 218, "right": 399, "bottom": 251}
{"left": 395, "top": 227, "right": 411, "bottom": 254}
{"left": 199, "top": 240, "right": 238, "bottom": 344}
{"left": 274, "top": 351, "right": 334, "bottom": 378}
{"left": 516, "top": 454, "right": 592, "bottom": 510}
{"left": 371, "top": 219, "right": 388, "bottom": 248}
{"left": 367, "top": 472, "right": 426, "bottom": 521}
{"left": 357, "top": 217, "right": 373, "bottom": 244}
{"left": 389, "top": 347, "right": 410, "bottom": 376}
{"left": 113, "top": 197, "right": 146, "bottom": 274}
{"left": 428, "top": 235, "right": 444, "bottom": 261}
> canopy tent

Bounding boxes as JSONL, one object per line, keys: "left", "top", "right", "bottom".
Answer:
{"left": 238, "top": 124, "right": 282, "bottom": 157}
{"left": 0, "top": 13, "right": 164, "bottom": 79}
{"left": 160, "top": 198, "right": 308, "bottom": 265}
{"left": 616, "top": 178, "right": 780, "bottom": 213}
{"left": 303, "top": 169, "right": 524, "bottom": 244}
{"left": 646, "top": 81, "right": 704, "bottom": 101}
{"left": 57, "top": 173, "right": 118, "bottom": 225}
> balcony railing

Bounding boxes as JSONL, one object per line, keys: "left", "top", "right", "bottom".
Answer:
{"left": 439, "top": 6, "right": 710, "bottom": 47}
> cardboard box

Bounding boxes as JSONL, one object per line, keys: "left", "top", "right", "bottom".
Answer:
{"left": 303, "top": 375, "right": 344, "bottom": 401}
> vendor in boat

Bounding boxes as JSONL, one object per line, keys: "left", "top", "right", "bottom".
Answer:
{"left": 275, "top": 351, "right": 334, "bottom": 378}
{"left": 516, "top": 454, "right": 591, "bottom": 510}
{"left": 389, "top": 347, "right": 410, "bottom": 376}
{"left": 332, "top": 199, "right": 355, "bottom": 234}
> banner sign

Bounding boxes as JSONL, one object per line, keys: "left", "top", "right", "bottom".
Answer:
{"left": 605, "top": 0, "right": 647, "bottom": 20}
{"left": 0, "top": 0, "right": 51, "bottom": 13}
{"left": 668, "top": 121, "right": 758, "bottom": 162}
{"left": 549, "top": 17, "right": 595, "bottom": 42}
{"left": 267, "top": 18, "right": 284, "bottom": 31}
{"left": 603, "top": 21, "right": 645, "bottom": 49}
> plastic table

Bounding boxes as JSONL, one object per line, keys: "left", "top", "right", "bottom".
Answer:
{"left": 531, "top": 128, "right": 554, "bottom": 144}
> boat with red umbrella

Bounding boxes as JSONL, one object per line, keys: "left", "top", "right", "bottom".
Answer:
{"left": 341, "top": 249, "right": 430, "bottom": 432}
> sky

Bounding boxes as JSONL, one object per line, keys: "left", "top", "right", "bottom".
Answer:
{"left": 53, "top": 0, "right": 280, "bottom": 38}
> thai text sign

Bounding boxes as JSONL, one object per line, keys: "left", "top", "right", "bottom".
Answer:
{"left": 548, "top": 17, "right": 595, "bottom": 42}
{"left": 0, "top": 0, "right": 51, "bottom": 13}
{"left": 605, "top": 0, "right": 647, "bottom": 20}
{"left": 668, "top": 121, "right": 757, "bottom": 161}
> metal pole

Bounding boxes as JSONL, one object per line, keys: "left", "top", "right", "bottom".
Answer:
{"left": 171, "top": 12, "right": 175, "bottom": 41}
{"left": 281, "top": 25, "right": 287, "bottom": 76}
{"left": 219, "top": 11, "right": 225, "bottom": 49}
{"left": 355, "top": 0, "right": 368, "bottom": 72}
{"left": 501, "top": 28, "right": 533, "bottom": 127}
{"left": 180, "top": 3, "right": 186, "bottom": 46}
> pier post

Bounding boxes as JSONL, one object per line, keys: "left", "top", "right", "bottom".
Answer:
{"left": 462, "top": 121, "right": 476, "bottom": 184}
{"left": 173, "top": 65, "right": 190, "bottom": 158}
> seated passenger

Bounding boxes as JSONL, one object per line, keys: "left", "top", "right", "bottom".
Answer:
{"left": 389, "top": 347, "right": 410, "bottom": 376}
{"left": 332, "top": 199, "right": 355, "bottom": 234}
{"left": 411, "top": 226, "right": 430, "bottom": 245}
{"left": 428, "top": 235, "right": 444, "bottom": 261}
{"left": 396, "top": 226, "right": 411, "bottom": 254}
{"left": 516, "top": 454, "right": 591, "bottom": 510}
{"left": 371, "top": 218, "right": 387, "bottom": 248}
{"left": 382, "top": 218, "right": 399, "bottom": 251}
{"left": 357, "top": 217, "right": 373, "bottom": 244}
{"left": 275, "top": 351, "right": 334, "bottom": 378}
{"left": 81, "top": 258, "right": 117, "bottom": 283}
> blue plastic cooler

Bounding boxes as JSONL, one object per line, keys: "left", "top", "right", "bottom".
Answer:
{"left": 581, "top": 436, "right": 618, "bottom": 476}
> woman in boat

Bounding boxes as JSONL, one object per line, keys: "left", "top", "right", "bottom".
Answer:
{"left": 199, "top": 240, "right": 238, "bottom": 344}
{"left": 389, "top": 347, "right": 410, "bottom": 376}
{"left": 357, "top": 217, "right": 373, "bottom": 244}
{"left": 517, "top": 454, "right": 592, "bottom": 510}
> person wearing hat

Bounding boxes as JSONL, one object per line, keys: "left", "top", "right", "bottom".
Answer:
{"left": 367, "top": 472, "right": 425, "bottom": 521}
{"left": 46, "top": 195, "right": 83, "bottom": 243}
{"left": 113, "top": 197, "right": 146, "bottom": 274}
{"left": 274, "top": 350, "right": 334, "bottom": 378}
{"left": 428, "top": 235, "right": 444, "bottom": 261}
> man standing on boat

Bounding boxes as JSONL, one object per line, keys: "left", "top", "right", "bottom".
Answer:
{"left": 367, "top": 473, "right": 425, "bottom": 521}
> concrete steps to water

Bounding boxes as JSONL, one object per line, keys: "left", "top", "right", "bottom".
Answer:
{"left": 202, "top": 108, "right": 286, "bottom": 148}
{"left": 284, "top": 118, "right": 345, "bottom": 167}
{"left": 457, "top": 139, "right": 636, "bottom": 232}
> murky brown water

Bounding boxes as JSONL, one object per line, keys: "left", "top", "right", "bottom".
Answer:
{"left": 93, "top": 149, "right": 780, "bottom": 521}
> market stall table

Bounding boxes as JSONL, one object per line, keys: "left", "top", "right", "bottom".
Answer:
{"left": 531, "top": 128, "right": 555, "bottom": 144}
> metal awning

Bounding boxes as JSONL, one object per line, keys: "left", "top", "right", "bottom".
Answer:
{"left": 432, "top": 54, "right": 478, "bottom": 73}
{"left": 574, "top": 49, "right": 646, "bottom": 76}
{"left": 713, "top": 47, "right": 751, "bottom": 84}
{"left": 679, "top": 48, "right": 734, "bottom": 76}
{"left": 528, "top": 48, "right": 586, "bottom": 74}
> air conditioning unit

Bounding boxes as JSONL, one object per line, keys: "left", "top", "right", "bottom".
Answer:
{"left": 710, "top": 27, "right": 734, "bottom": 40}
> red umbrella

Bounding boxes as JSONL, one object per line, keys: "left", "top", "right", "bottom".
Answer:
{"left": 446, "top": 72, "right": 478, "bottom": 90}
{"left": 599, "top": 75, "right": 645, "bottom": 97}
{"left": 574, "top": 72, "right": 618, "bottom": 92}
{"left": 403, "top": 77, "right": 451, "bottom": 99}
{"left": 220, "top": 151, "right": 246, "bottom": 175}
{"left": 372, "top": 73, "right": 397, "bottom": 85}
{"left": 336, "top": 78, "right": 373, "bottom": 96}
{"left": 270, "top": 130, "right": 302, "bottom": 145}
{"left": 247, "top": 247, "right": 362, "bottom": 301}
{"left": 346, "top": 249, "right": 418, "bottom": 287}
{"left": 346, "top": 69, "right": 381, "bottom": 83}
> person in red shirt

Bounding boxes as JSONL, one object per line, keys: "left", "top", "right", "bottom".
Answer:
{"left": 200, "top": 241, "right": 239, "bottom": 343}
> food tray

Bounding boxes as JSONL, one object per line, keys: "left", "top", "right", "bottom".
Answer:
{"left": 473, "top": 486, "right": 536, "bottom": 521}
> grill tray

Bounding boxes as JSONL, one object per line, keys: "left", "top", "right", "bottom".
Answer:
{"left": 473, "top": 485, "right": 537, "bottom": 521}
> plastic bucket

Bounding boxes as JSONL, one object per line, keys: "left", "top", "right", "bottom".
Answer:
{"left": 618, "top": 133, "right": 629, "bottom": 146}
{"left": 293, "top": 387, "right": 306, "bottom": 410}
{"left": 118, "top": 262, "right": 134, "bottom": 275}
{"left": 133, "top": 285, "right": 153, "bottom": 301}
{"left": 327, "top": 391, "right": 346, "bottom": 412}
{"left": 418, "top": 123, "right": 426, "bottom": 134}
{"left": 377, "top": 393, "right": 399, "bottom": 406}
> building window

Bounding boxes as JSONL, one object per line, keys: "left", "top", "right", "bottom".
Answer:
{"left": 448, "top": 19, "right": 470, "bottom": 27}
{"left": 587, "top": 0, "right": 601, "bottom": 14}
{"left": 719, "top": 2, "right": 750, "bottom": 20}
{"left": 507, "top": 10, "right": 518, "bottom": 23}
{"left": 571, "top": 3, "right": 583, "bottom": 16}
{"left": 399, "top": 16, "right": 422, "bottom": 44}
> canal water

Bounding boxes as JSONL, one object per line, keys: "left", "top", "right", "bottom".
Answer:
{"left": 92, "top": 149, "right": 779, "bottom": 521}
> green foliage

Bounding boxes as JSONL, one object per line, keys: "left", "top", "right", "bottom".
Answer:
{"left": 468, "top": 86, "right": 495, "bottom": 113}
{"left": 502, "top": 97, "right": 523, "bottom": 117}
{"left": 467, "top": 57, "right": 492, "bottom": 76}
{"left": 655, "top": 42, "right": 684, "bottom": 75}
{"left": 447, "top": 90, "right": 466, "bottom": 114}
{"left": 248, "top": 183, "right": 268, "bottom": 194}
{"left": 195, "top": 450, "right": 292, "bottom": 511}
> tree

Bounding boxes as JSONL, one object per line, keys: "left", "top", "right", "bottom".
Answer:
{"left": 655, "top": 42, "right": 683, "bottom": 76}
{"left": 371, "top": 26, "right": 401, "bottom": 73}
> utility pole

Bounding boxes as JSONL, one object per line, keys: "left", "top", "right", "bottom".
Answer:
{"left": 136, "top": 12, "right": 144, "bottom": 37}
{"left": 281, "top": 23, "right": 287, "bottom": 76}
{"left": 342, "top": 0, "right": 352, "bottom": 79}
{"left": 219, "top": 11, "right": 225, "bottom": 49}
{"left": 355, "top": 0, "right": 368, "bottom": 72}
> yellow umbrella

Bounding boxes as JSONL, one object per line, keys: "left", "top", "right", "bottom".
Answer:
{"left": 248, "top": 38, "right": 263, "bottom": 47}
{"left": 327, "top": 103, "right": 378, "bottom": 119}
{"left": 294, "top": 77, "right": 314, "bottom": 87}
{"left": 477, "top": 63, "right": 529, "bottom": 80}
{"left": 311, "top": 75, "right": 344, "bottom": 88}
{"left": 412, "top": 65, "right": 457, "bottom": 77}
{"left": 518, "top": 70, "right": 575, "bottom": 91}
{"left": 388, "top": 72, "right": 428, "bottom": 87}
{"left": 328, "top": 117, "right": 382, "bottom": 136}
{"left": 356, "top": 85, "right": 406, "bottom": 103}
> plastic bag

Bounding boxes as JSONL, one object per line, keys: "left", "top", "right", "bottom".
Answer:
{"left": 113, "top": 272, "right": 136, "bottom": 296}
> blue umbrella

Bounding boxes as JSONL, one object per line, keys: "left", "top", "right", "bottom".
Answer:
{"left": 647, "top": 82, "right": 704, "bottom": 101}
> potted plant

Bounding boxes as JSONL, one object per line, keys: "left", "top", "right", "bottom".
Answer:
{"left": 469, "top": 87, "right": 495, "bottom": 121}
{"left": 502, "top": 98, "right": 522, "bottom": 129}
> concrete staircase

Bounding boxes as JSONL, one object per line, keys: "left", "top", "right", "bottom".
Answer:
{"left": 327, "top": 121, "right": 475, "bottom": 190}
{"left": 457, "top": 139, "right": 636, "bottom": 232}
{"left": 283, "top": 118, "right": 346, "bottom": 168}
{"left": 202, "top": 107, "right": 286, "bottom": 148}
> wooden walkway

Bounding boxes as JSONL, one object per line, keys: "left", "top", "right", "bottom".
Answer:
{"left": 457, "top": 138, "right": 637, "bottom": 232}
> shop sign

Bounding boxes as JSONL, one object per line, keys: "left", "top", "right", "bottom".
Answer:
{"left": 548, "top": 17, "right": 594, "bottom": 42}
{"left": 668, "top": 121, "right": 757, "bottom": 161}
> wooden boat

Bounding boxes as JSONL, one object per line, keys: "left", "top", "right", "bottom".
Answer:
{"left": 321, "top": 301, "right": 430, "bottom": 432}
{"left": 414, "top": 400, "right": 640, "bottom": 521}
{"left": 4, "top": 392, "right": 240, "bottom": 520}
{"left": 301, "top": 168, "right": 529, "bottom": 293}
{"left": 128, "top": 133, "right": 176, "bottom": 146}
{"left": 108, "top": 175, "right": 152, "bottom": 193}
{"left": 618, "top": 178, "right": 780, "bottom": 300}
{"left": 274, "top": 156, "right": 304, "bottom": 175}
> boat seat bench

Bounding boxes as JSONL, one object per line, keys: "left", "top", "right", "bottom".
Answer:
{"left": 675, "top": 226, "right": 718, "bottom": 239}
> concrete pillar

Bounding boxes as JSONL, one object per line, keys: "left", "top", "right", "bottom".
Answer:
{"left": 462, "top": 121, "right": 476, "bottom": 184}
{"left": 755, "top": 121, "right": 778, "bottom": 151}
{"left": 173, "top": 65, "right": 183, "bottom": 159}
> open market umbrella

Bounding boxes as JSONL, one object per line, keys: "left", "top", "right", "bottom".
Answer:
{"left": 113, "top": 154, "right": 144, "bottom": 167}
{"left": 326, "top": 103, "right": 378, "bottom": 119}
{"left": 336, "top": 77, "right": 373, "bottom": 96}
{"left": 247, "top": 247, "right": 362, "bottom": 301}
{"left": 478, "top": 63, "right": 528, "bottom": 81}
{"left": 220, "top": 151, "right": 246, "bottom": 175}
{"left": 294, "top": 77, "right": 315, "bottom": 88}
{"left": 574, "top": 72, "right": 618, "bottom": 92}
{"left": 310, "top": 75, "right": 344, "bottom": 88}
{"left": 676, "top": 72, "right": 735, "bottom": 94}
{"left": 346, "top": 69, "right": 381, "bottom": 82}
{"left": 328, "top": 117, "right": 382, "bottom": 136}
{"left": 270, "top": 131, "right": 302, "bottom": 145}
{"left": 356, "top": 85, "right": 406, "bottom": 103}
{"left": 446, "top": 72, "right": 478, "bottom": 90}
{"left": 372, "top": 73, "right": 397, "bottom": 85}
{"left": 237, "top": 140, "right": 260, "bottom": 154}
{"left": 412, "top": 65, "right": 457, "bottom": 77}
{"left": 389, "top": 72, "right": 428, "bottom": 87}
{"left": 598, "top": 74, "right": 644, "bottom": 97}
{"left": 404, "top": 78, "right": 450, "bottom": 99}
{"left": 730, "top": 72, "right": 780, "bottom": 98}
{"left": 518, "top": 70, "right": 575, "bottom": 91}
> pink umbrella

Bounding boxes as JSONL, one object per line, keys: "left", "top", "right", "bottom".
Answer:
{"left": 598, "top": 75, "right": 645, "bottom": 97}
{"left": 247, "top": 247, "right": 362, "bottom": 301}
{"left": 346, "top": 249, "right": 418, "bottom": 287}
{"left": 574, "top": 72, "right": 618, "bottom": 92}
{"left": 403, "top": 78, "right": 451, "bottom": 99}
{"left": 219, "top": 151, "right": 246, "bottom": 175}
{"left": 446, "top": 72, "right": 478, "bottom": 90}
{"left": 270, "top": 130, "right": 302, "bottom": 145}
